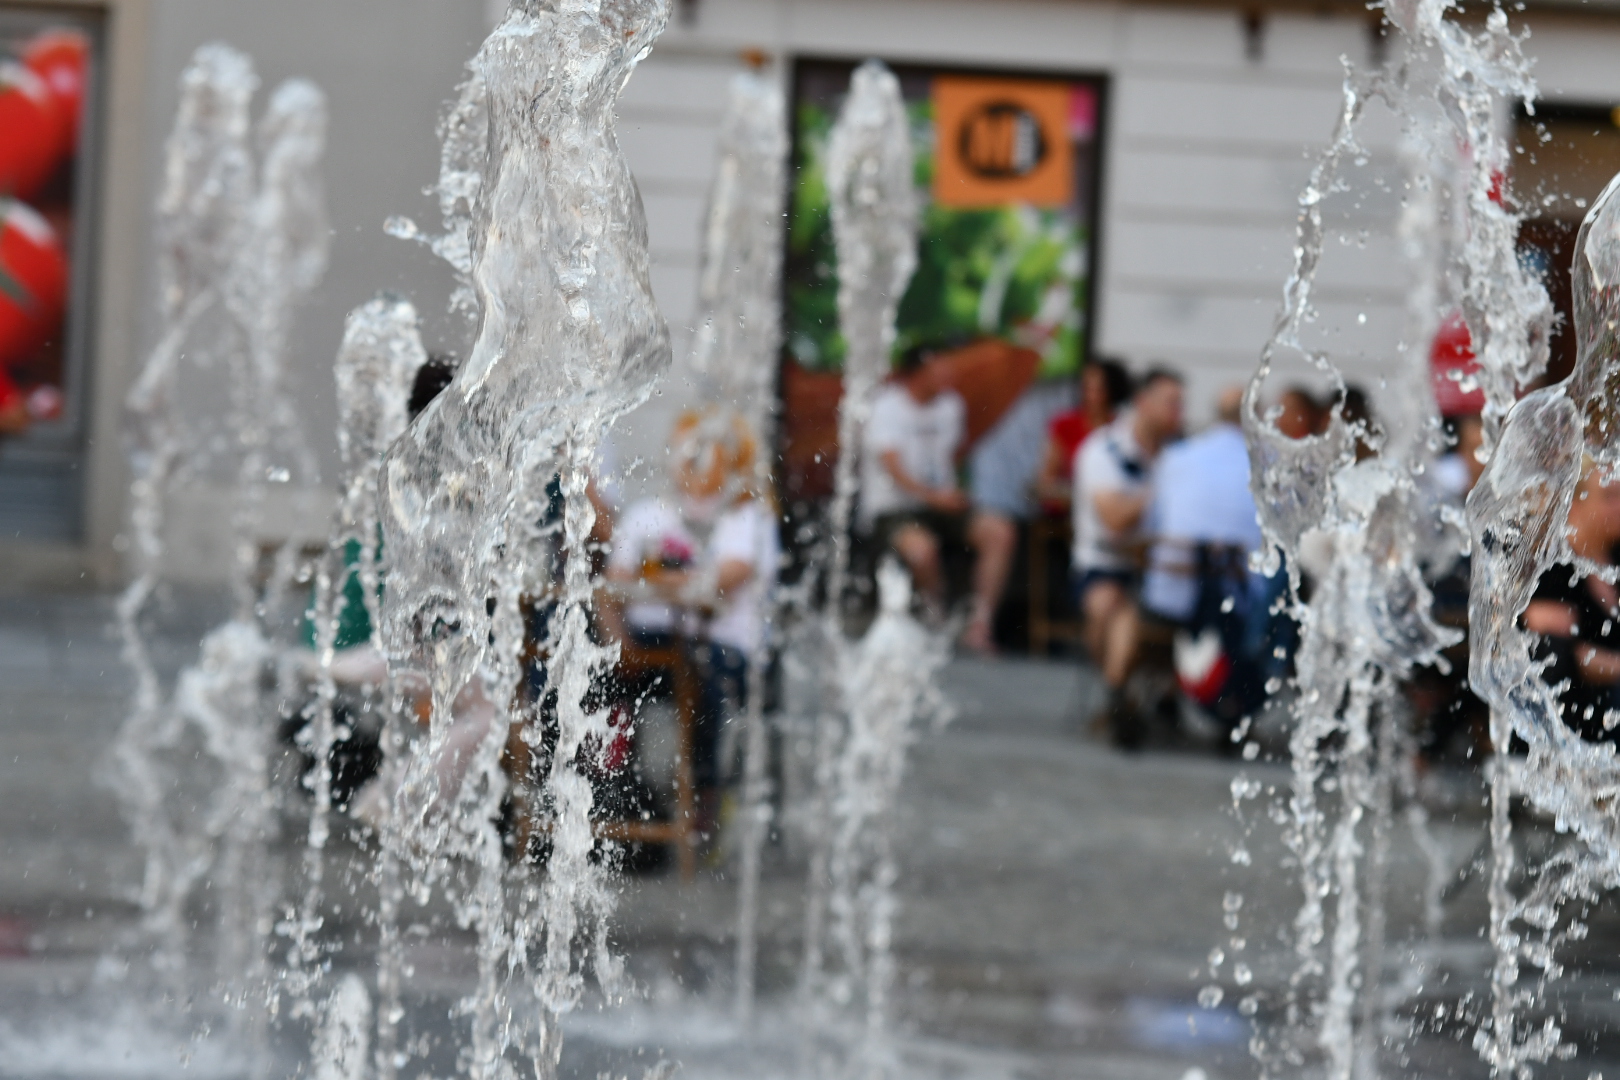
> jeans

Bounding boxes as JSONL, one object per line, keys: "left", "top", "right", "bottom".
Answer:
{"left": 692, "top": 641, "right": 749, "bottom": 790}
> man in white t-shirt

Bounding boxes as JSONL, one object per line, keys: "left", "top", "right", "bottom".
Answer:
{"left": 1072, "top": 368, "right": 1183, "bottom": 741}
{"left": 859, "top": 347, "right": 968, "bottom": 616}
{"left": 1140, "top": 387, "right": 1259, "bottom": 623}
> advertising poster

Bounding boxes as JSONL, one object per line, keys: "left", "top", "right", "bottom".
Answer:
{"left": 782, "top": 59, "right": 1105, "bottom": 497}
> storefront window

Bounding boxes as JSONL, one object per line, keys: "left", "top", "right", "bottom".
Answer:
{"left": 0, "top": 7, "right": 101, "bottom": 541}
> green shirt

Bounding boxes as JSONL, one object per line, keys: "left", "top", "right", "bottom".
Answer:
{"left": 301, "top": 537, "right": 379, "bottom": 651}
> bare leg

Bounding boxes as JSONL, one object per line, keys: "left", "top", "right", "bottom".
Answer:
{"left": 1082, "top": 579, "right": 1128, "bottom": 673}
{"left": 1101, "top": 597, "right": 1140, "bottom": 689}
{"left": 1082, "top": 579, "right": 1146, "bottom": 747}
{"left": 890, "top": 523, "right": 945, "bottom": 619}
{"left": 436, "top": 679, "right": 498, "bottom": 809}
{"left": 963, "top": 511, "right": 1017, "bottom": 653}
{"left": 328, "top": 643, "right": 389, "bottom": 688}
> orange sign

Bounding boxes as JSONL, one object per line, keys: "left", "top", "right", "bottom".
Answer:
{"left": 933, "top": 75, "right": 1073, "bottom": 209}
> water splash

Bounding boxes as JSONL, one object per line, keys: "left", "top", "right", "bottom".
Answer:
{"left": 312, "top": 973, "right": 372, "bottom": 1080}
{"left": 116, "top": 42, "right": 257, "bottom": 976}
{"left": 1467, "top": 175, "right": 1620, "bottom": 1075}
{"left": 1236, "top": 6, "right": 1516, "bottom": 1074}
{"left": 676, "top": 70, "right": 790, "bottom": 1024}
{"left": 115, "top": 47, "right": 329, "bottom": 1041}
{"left": 689, "top": 70, "right": 787, "bottom": 436}
{"left": 801, "top": 61, "right": 919, "bottom": 1015}
{"left": 817, "top": 60, "right": 918, "bottom": 623}
{"left": 286, "top": 296, "right": 424, "bottom": 1020}
{"left": 375, "top": 1, "right": 670, "bottom": 1074}
{"left": 383, "top": 65, "right": 487, "bottom": 326}
{"left": 824, "top": 560, "right": 951, "bottom": 1064}
{"left": 210, "top": 80, "right": 330, "bottom": 1047}
{"left": 224, "top": 76, "right": 331, "bottom": 608}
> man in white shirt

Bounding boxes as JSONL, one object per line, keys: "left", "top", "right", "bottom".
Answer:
{"left": 1140, "top": 387, "right": 1261, "bottom": 623}
{"left": 1072, "top": 368, "right": 1183, "bottom": 740}
{"left": 859, "top": 347, "right": 968, "bottom": 617}
{"left": 1138, "top": 387, "right": 1264, "bottom": 739}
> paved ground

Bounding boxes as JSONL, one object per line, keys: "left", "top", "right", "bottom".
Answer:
{"left": 0, "top": 589, "right": 1614, "bottom": 1079}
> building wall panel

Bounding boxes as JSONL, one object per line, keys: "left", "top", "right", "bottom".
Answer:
{"left": 25, "top": 0, "right": 1620, "bottom": 583}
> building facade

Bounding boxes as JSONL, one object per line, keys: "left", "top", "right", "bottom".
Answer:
{"left": 1, "top": 0, "right": 1617, "bottom": 587}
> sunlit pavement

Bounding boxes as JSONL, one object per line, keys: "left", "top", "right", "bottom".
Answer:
{"left": 3, "top": 590, "right": 1615, "bottom": 1079}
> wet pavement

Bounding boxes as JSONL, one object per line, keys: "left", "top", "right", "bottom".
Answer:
{"left": 0, "top": 589, "right": 1614, "bottom": 1079}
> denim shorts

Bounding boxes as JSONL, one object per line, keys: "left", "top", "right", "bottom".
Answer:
{"left": 1074, "top": 567, "right": 1136, "bottom": 605}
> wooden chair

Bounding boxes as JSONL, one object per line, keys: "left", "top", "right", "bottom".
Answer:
{"left": 506, "top": 595, "right": 700, "bottom": 881}
{"left": 600, "top": 636, "right": 699, "bottom": 881}
{"left": 1027, "top": 516, "right": 1082, "bottom": 654}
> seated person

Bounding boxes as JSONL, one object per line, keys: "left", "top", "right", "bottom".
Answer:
{"left": 676, "top": 409, "right": 781, "bottom": 804}
{"left": 604, "top": 410, "right": 779, "bottom": 823}
{"left": 1432, "top": 412, "right": 1486, "bottom": 503}
{"left": 1033, "top": 357, "right": 1133, "bottom": 512}
{"left": 606, "top": 482, "right": 699, "bottom": 648}
{"left": 962, "top": 384, "right": 1070, "bottom": 654}
{"left": 1524, "top": 461, "right": 1620, "bottom": 743}
{"left": 1140, "top": 387, "right": 1264, "bottom": 735}
{"left": 1140, "top": 388, "right": 1257, "bottom": 621}
{"left": 1411, "top": 412, "right": 1486, "bottom": 766}
{"left": 858, "top": 344, "right": 968, "bottom": 620}
{"left": 311, "top": 355, "right": 504, "bottom": 827}
{"left": 1072, "top": 367, "right": 1183, "bottom": 742}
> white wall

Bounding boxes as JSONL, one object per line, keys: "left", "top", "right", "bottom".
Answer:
{"left": 135, "top": 0, "right": 488, "bottom": 580}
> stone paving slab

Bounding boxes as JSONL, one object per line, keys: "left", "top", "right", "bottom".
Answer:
{"left": 0, "top": 590, "right": 1612, "bottom": 1079}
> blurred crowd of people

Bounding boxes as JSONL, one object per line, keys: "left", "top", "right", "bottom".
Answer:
{"left": 294, "top": 360, "right": 779, "bottom": 853}
{"left": 295, "top": 335, "right": 1620, "bottom": 843}
{"left": 856, "top": 337, "right": 1620, "bottom": 766}
{"left": 857, "top": 344, "right": 1267, "bottom": 747}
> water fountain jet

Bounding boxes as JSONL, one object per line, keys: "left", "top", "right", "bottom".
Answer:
{"left": 115, "top": 47, "right": 329, "bottom": 1048}
{"left": 373, "top": 1, "right": 671, "bottom": 1073}
{"left": 799, "top": 58, "right": 919, "bottom": 1014}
